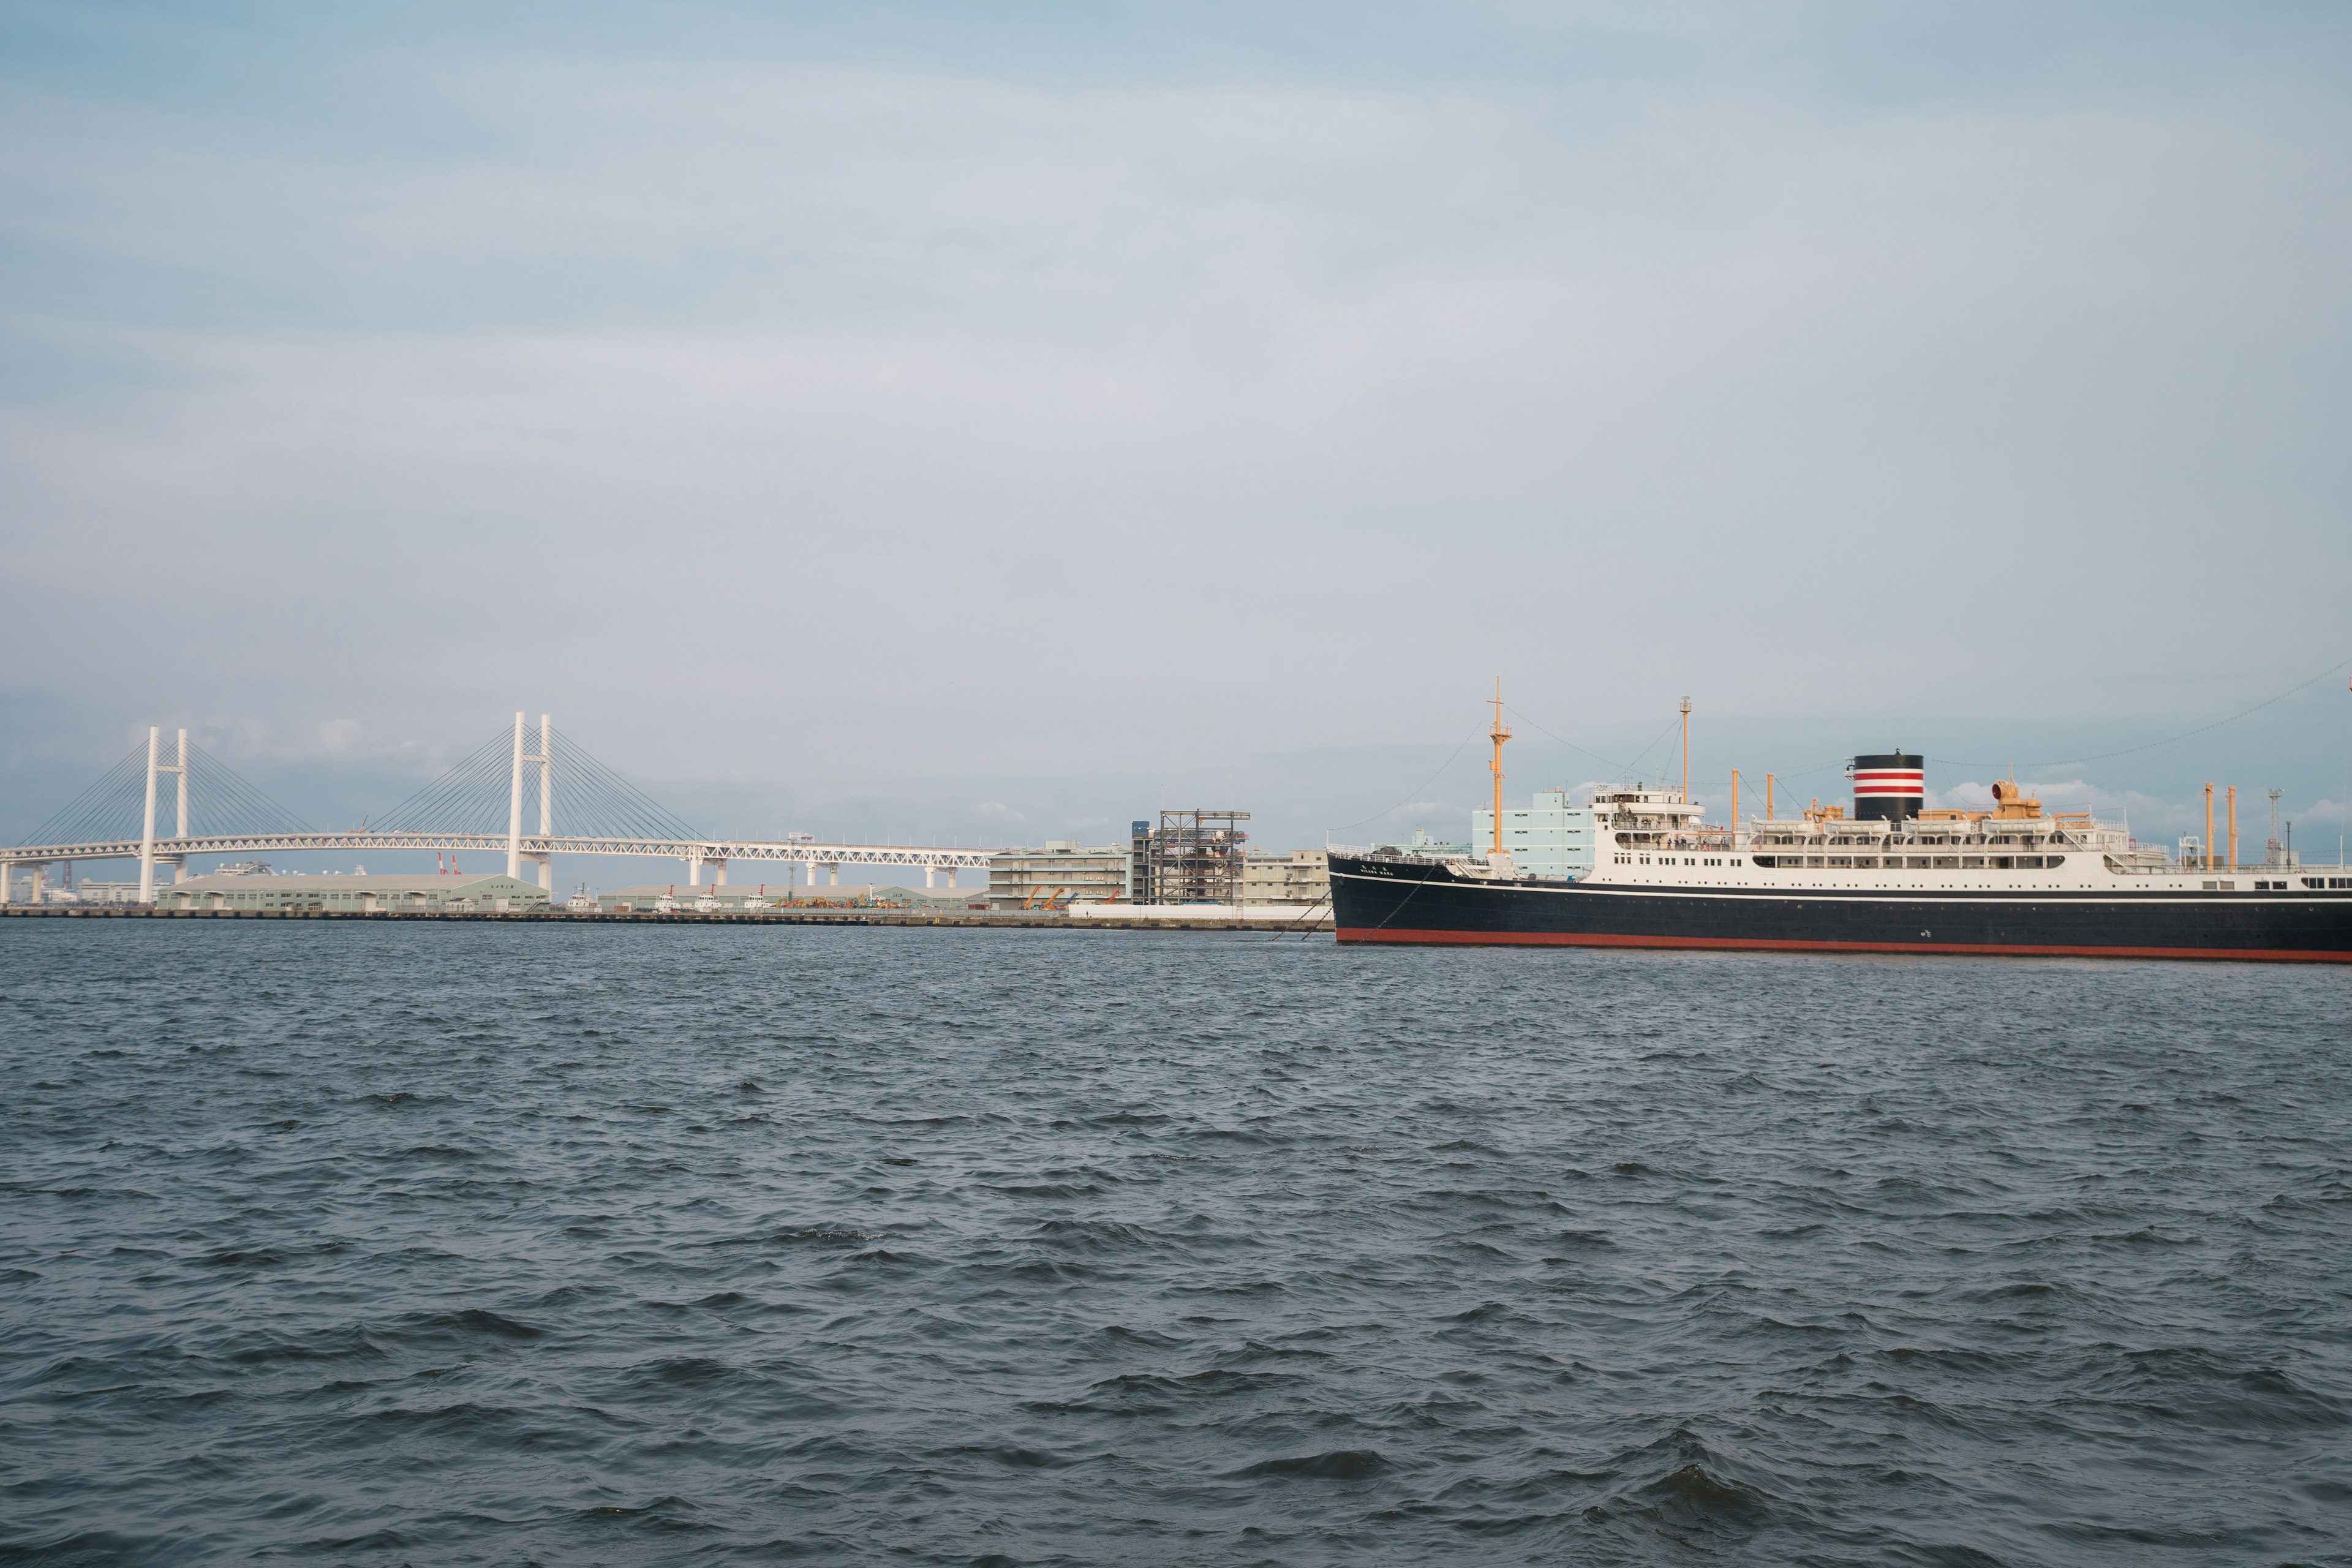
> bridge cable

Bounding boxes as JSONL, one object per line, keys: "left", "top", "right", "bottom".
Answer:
{"left": 20, "top": 742, "right": 148, "bottom": 847}
{"left": 361, "top": 723, "right": 702, "bottom": 843}
{"left": 183, "top": 746, "right": 310, "bottom": 835}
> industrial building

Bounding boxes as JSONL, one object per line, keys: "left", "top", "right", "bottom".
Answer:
{"left": 1470, "top": 788, "right": 1597, "bottom": 879}
{"left": 1129, "top": 810, "right": 1250, "bottom": 905}
{"left": 1239, "top": 850, "right": 1330, "bottom": 907}
{"left": 154, "top": 873, "right": 551, "bottom": 913}
{"left": 4, "top": 872, "right": 143, "bottom": 905}
{"left": 988, "top": 843, "right": 1131, "bottom": 910}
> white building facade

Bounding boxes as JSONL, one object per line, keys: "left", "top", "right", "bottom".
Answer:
{"left": 1471, "top": 788, "right": 1598, "bottom": 879}
{"left": 987, "top": 843, "right": 1132, "bottom": 910}
{"left": 1239, "top": 850, "right": 1330, "bottom": 907}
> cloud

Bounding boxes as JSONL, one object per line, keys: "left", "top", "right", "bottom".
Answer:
{"left": 2294, "top": 797, "right": 2350, "bottom": 829}
{"left": 3, "top": 14, "right": 2350, "bottom": 850}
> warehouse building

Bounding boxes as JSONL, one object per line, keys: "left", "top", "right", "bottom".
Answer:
{"left": 155, "top": 873, "right": 551, "bottom": 913}
{"left": 1239, "top": 850, "right": 1330, "bottom": 907}
{"left": 598, "top": 883, "right": 984, "bottom": 913}
{"left": 987, "top": 842, "right": 1130, "bottom": 910}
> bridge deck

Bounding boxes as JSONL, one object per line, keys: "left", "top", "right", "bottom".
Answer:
{"left": 4, "top": 832, "right": 999, "bottom": 869}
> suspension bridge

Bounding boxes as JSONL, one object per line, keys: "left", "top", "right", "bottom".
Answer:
{"left": 4, "top": 713, "right": 998, "bottom": 904}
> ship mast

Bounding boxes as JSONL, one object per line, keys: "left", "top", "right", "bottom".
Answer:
{"left": 1488, "top": 678, "right": 1512, "bottom": 858}
{"left": 1680, "top": 696, "right": 1691, "bottom": 805}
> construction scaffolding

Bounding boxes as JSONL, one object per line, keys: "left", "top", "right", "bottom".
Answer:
{"left": 1138, "top": 809, "right": 1251, "bottom": 905}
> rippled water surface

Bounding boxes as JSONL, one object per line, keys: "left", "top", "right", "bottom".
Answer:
{"left": 4, "top": 922, "right": 2349, "bottom": 1565}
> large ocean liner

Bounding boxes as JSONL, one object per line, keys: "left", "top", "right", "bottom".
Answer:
{"left": 1327, "top": 690, "right": 2352, "bottom": 962}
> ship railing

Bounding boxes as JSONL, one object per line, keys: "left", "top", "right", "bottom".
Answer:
{"left": 1651, "top": 833, "right": 1740, "bottom": 851}
{"left": 1736, "top": 829, "right": 2102, "bottom": 851}
{"left": 1327, "top": 842, "right": 1468, "bottom": 861}
{"left": 2101, "top": 853, "right": 2264, "bottom": 876}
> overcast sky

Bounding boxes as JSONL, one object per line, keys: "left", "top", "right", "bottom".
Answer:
{"left": 4, "top": 1, "right": 2350, "bottom": 865}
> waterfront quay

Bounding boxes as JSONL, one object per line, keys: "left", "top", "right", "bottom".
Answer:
{"left": 0, "top": 907, "right": 1332, "bottom": 932}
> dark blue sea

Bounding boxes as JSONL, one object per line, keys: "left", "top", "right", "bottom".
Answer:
{"left": 3, "top": 922, "right": 2348, "bottom": 1566}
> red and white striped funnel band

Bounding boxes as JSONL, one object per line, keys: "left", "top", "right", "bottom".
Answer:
{"left": 1852, "top": 768, "right": 1925, "bottom": 797}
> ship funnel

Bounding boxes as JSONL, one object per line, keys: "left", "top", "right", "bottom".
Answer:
{"left": 1850, "top": 752, "right": 1924, "bottom": 822}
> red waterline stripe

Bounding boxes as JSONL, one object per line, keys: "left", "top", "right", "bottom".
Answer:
{"left": 1333, "top": 928, "right": 2352, "bottom": 963}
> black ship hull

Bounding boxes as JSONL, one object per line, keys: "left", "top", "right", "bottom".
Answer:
{"left": 1328, "top": 855, "right": 2352, "bottom": 962}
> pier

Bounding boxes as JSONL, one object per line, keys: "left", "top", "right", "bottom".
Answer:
{"left": 0, "top": 906, "right": 1330, "bottom": 932}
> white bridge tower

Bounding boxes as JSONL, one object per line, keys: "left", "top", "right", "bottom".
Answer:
{"left": 507, "top": 712, "right": 552, "bottom": 889}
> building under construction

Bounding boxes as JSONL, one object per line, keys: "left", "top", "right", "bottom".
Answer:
{"left": 1131, "top": 810, "right": 1251, "bottom": 905}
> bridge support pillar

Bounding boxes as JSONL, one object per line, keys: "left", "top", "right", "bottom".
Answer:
{"left": 712, "top": 861, "right": 727, "bottom": 887}
{"left": 827, "top": 864, "right": 840, "bottom": 887}
{"left": 686, "top": 852, "right": 703, "bottom": 888}
{"left": 805, "top": 861, "right": 815, "bottom": 886}
{"left": 506, "top": 712, "right": 526, "bottom": 880}
{"left": 0, "top": 861, "right": 12, "bottom": 906}
{"left": 924, "top": 865, "right": 938, "bottom": 888}
{"left": 138, "top": 725, "right": 159, "bottom": 904}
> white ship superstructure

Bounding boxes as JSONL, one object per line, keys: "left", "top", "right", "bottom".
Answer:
{"left": 1329, "top": 687, "right": 2351, "bottom": 960}
{"left": 1578, "top": 779, "right": 2318, "bottom": 897}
